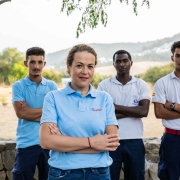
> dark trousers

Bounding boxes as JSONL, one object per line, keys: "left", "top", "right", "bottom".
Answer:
{"left": 158, "top": 133, "right": 180, "bottom": 180}
{"left": 109, "top": 139, "right": 145, "bottom": 180}
{"left": 12, "top": 145, "right": 49, "bottom": 180}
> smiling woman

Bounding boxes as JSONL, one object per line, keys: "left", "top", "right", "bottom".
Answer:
{"left": 39, "top": 44, "right": 119, "bottom": 180}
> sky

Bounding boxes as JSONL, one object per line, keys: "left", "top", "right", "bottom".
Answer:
{"left": 0, "top": 0, "right": 180, "bottom": 54}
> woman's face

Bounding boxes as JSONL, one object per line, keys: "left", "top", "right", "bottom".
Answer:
{"left": 67, "top": 51, "right": 96, "bottom": 92}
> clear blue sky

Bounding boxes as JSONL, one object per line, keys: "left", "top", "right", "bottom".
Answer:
{"left": 0, "top": 0, "right": 180, "bottom": 53}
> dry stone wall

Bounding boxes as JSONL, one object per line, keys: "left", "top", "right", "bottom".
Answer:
{"left": 0, "top": 137, "right": 161, "bottom": 180}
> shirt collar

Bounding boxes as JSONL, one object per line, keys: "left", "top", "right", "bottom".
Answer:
{"left": 170, "top": 71, "right": 177, "bottom": 79}
{"left": 65, "top": 82, "right": 97, "bottom": 97}
{"left": 24, "top": 76, "right": 47, "bottom": 86}
{"left": 110, "top": 75, "right": 137, "bottom": 85}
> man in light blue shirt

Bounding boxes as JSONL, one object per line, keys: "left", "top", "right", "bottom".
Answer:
{"left": 12, "top": 47, "right": 58, "bottom": 180}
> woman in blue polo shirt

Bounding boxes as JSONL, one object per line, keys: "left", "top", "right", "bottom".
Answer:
{"left": 40, "top": 44, "right": 119, "bottom": 180}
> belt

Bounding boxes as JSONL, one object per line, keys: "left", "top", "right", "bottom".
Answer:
{"left": 165, "top": 127, "right": 180, "bottom": 136}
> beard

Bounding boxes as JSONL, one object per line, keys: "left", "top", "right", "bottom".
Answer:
{"left": 33, "top": 74, "right": 40, "bottom": 77}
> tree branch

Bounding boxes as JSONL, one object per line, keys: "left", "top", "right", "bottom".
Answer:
{"left": 0, "top": 0, "right": 11, "bottom": 5}
{"left": 61, "top": 0, "right": 150, "bottom": 38}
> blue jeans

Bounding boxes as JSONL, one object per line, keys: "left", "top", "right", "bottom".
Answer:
{"left": 12, "top": 145, "right": 49, "bottom": 180}
{"left": 109, "top": 139, "right": 145, "bottom": 180}
{"left": 158, "top": 133, "right": 180, "bottom": 180}
{"left": 48, "top": 166, "right": 110, "bottom": 180}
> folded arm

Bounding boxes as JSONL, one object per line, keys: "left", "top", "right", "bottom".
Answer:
{"left": 40, "top": 123, "right": 119, "bottom": 153}
{"left": 154, "top": 102, "right": 180, "bottom": 120}
{"left": 114, "top": 99, "right": 150, "bottom": 119}
{"left": 13, "top": 101, "right": 42, "bottom": 122}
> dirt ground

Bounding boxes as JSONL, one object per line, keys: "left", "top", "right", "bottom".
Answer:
{"left": 95, "top": 61, "right": 169, "bottom": 76}
{"left": 0, "top": 61, "right": 168, "bottom": 139}
{"left": 0, "top": 87, "right": 164, "bottom": 139}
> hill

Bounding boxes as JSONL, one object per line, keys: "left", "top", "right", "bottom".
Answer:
{"left": 45, "top": 33, "right": 180, "bottom": 70}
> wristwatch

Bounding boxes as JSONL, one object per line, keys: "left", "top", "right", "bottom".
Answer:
{"left": 170, "top": 103, "right": 175, "bottom": 111}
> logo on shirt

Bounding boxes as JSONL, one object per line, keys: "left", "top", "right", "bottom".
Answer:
{"left": 152, "top": 93, "right": 155, "bottom": 96}
{"left": 132, "top": 99, "right": 139, "bottom": 106}
{"left": 92, "top": 108, "right": 102, "bottom": 111}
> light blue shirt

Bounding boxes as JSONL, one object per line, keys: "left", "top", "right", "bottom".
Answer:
{"left": 12, "top": 76, "right": 58, "bottom": 148}
{"left": 41, "top": 82, "right": 118, "bottom": 170}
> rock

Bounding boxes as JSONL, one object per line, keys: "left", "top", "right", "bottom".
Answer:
{"left": 149, "top": 163, "right": 159, "bottom": 180}
{"left": 0, "top": 170, "right": 6, "bottom": 180}
{"left": 146, "top": 154, "right": 159, "bottom": 163}
{"left": 0, "top": 153, "right": 4, "bottom": 170}
{"left": 7, "top": 170, "right": 12, "bottom": 180}
{"left": 145, "top": 139, "right": 161, "bottom": 154}
{"left": 0, "top": 143, "right": 5, "bottom": 153}
{"left": 2, "top": 149, "right": 15, "bottom": 170}
{"left": 34, "top": 166, "right": 38, "bottom": 180}
{"left": 4, "top": 141, "right": 16, "bottom": 150}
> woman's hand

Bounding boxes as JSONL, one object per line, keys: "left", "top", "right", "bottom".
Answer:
{"left": 48, "top": 123, "right": 62, "bottom": 135}
{"left": 90, "top": 134, "right": 120, "bottom": 151}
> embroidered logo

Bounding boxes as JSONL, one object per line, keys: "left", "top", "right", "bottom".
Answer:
{"left": 132, "top": 99, "right": 139, "bottom": 106}
{"left": 92, "top": 108, "right": 102, "bottom": 111}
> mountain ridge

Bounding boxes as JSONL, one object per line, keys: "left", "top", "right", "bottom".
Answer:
{"left": 46, "top": 33, "right": 180, "bottom": 70}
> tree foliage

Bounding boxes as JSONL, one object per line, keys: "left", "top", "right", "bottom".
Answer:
{"left": 141, "top": 63, "right": 174, "bottom": 84}
{"left": 0, "top": 47, "right": 24, "bottom": 65}
{"left": 92, "top": 72, "right": 111, "bottom": 88}
{"left": 61, "top": 0, "right": 150, "bottom": 38}
{"left": 0, "top": 48, "right": 65, "bottom": 85}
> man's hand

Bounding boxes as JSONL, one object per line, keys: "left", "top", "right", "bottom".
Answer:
{"left": 19, "top": 100, "right": 28, "bottom": 108}
{"left": 48, "top": 123, "right": 62, "bottom": 135}
{"left": 164, "top": 101, "right": 173, "bottom": 110}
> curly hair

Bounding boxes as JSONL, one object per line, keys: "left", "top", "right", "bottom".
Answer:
{"left": 26, "top": 47, "right": 45, "bottom": 60}
{"left": 113, "top": 50, "right": 132, "bottom": 62}
{"left": 171, "top": 41, "right": 180, "bottom": 54}
{"left": 66, "top": 44, "right": 97, "bottom": 66}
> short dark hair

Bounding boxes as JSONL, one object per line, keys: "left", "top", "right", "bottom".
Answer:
{"left": 26, "top": 47, "right": 45, "bottom": 60}
{"left": 66, "top": 44, "right": 97, "bottom": 66}
{"left": 113, "top": 50, "right": 132, "bottom": 62}
{"left": 171, "top": 41, "right": 180, "bottom": 55}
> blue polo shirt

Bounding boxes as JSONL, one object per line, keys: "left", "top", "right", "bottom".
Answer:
{"left": 40, "top": 82, "right": 118, "bottom": 170}
{"left": 12, "top": 76, "right": 58, "bottom": 148}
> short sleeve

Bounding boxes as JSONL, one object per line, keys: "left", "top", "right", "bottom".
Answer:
{"left": 138, "top": 80, "right": 151, "bottom": 101}
{"left": 40, "top": 91, "right": 58, "bottom": 124}
{"left": 51, "top": 81, "right": 58, "bottom": 91}
{"left": 105, "top": 93, "right": 118, "bottom": 126}
{"left": 152, "top": 79, "right": 166, "bottom": 104}
{"left": 12, "top": 82, "right": 24, "bottom": 103}
{"left": 97, "top": 82, "right": 104, "bottom": 91}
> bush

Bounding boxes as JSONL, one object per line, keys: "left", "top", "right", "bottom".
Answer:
{"left": 142, "top": 63, "right": 174, "bottom": 84}
{"left": 92, "top": 73, "right": 111, "bottom": 88}
{"left": 42, "top": 69, "right": 64, "bottom": 83}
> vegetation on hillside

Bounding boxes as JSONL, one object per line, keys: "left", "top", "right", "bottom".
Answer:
{"left": 0, "top": 48, "right": 111, "bottom": 88}
{"left": 0, "top": 48, "right": 65, "bottom": 85}
{"left": 140, "top": 62, "right": 174, "bottom": 84}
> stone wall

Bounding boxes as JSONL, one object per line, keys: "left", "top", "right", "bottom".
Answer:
{"left": 0, "top": 138, "right": 160, "bottom": 180}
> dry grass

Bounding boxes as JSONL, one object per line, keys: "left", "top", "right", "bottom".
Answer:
{"left": 0, "top": 86, "right": 164, "bottom": 139}
{"left": 0, "top": 61, "right": 168, "bottom": 139}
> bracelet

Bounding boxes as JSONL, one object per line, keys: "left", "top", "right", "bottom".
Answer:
{"left": 87, "top": 137, "right": 91, "bottom": 148}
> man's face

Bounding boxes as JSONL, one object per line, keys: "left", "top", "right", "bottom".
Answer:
{"left": 171, "top": 48, "right": 180, "bottom": 71}
{"left": 113, "top": 53, "right": 132, "bottom": 75}
{"left": 24, "top": 55, "right": 46, "bottom": 77}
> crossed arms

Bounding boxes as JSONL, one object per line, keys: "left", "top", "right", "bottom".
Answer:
{"left": 40, "top": 123, "right": 119, "bottom": 154}
{"left": 154, "top": 101, "right": 180, "bottom": 120}
{"left": 13, "top": 101, "right": 42, "bottom": 122}
{"left": 114, "top": 99, "right": 150, "bottom": 119}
